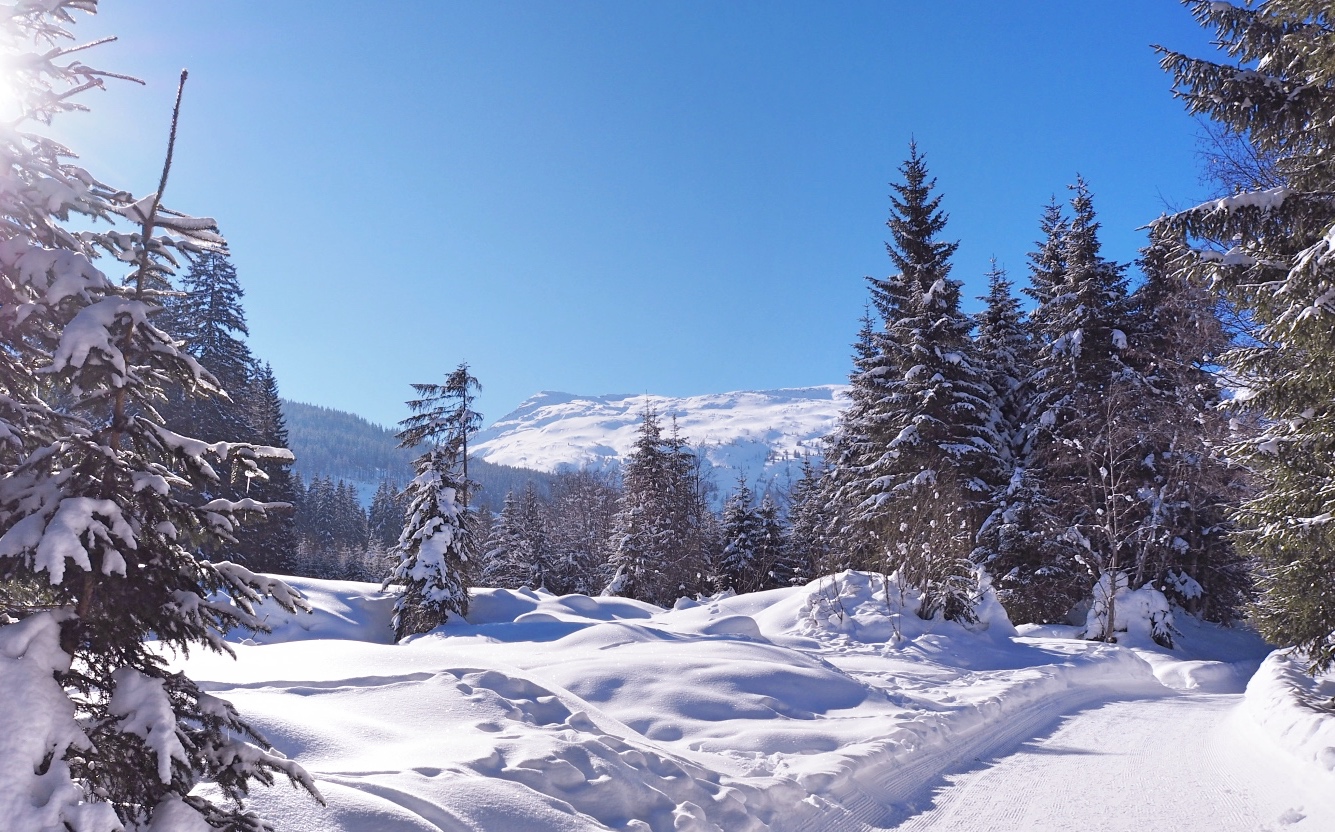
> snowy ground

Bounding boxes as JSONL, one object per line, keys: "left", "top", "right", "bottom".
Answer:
{"left": 175, "top": 573, "right": 1334, "bottom": 832}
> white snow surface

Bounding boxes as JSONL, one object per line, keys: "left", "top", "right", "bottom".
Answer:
{"left": 156, "top": 572, "right": 1332, "bottom": 831}
{"left": 1243, "top": 651, "right": 1335, "bottom": 774}
{"left": 471, "top": 387, "right": 848, "bottom": 494}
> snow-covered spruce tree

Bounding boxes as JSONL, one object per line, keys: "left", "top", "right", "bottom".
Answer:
{"left": 971, "top": 260, "right": 1061, "bottom": 618}
{"left": 1006, "top": 182, "right": 1137, "bottom": 626}
{"left": 604, "top": 407, "right": 674, "bottom": 602}
{"left": 1156, "top": 0, "right": 1335, "bottom": 669}
{"left": 483, "top": 483, "right": 551, "bottom": 590}
{"left": 545, "top": 468, "right": 619, "bottom": 595}
{"left": 979, "top": 200, "right": 1075, "bottom": 623}
{"left": 1122, "top": 234, "right": 1251, "bottom": 621}
{"left": 756, "top": 493, "right": 800, "bottom": 589}
{"left": 387, "top": 363, "right": 481, "bottom": 639}
{"left": 368, "top": 478, "right": 406, "bottom": 550}
{"left": 239, "top": 362, "right": 298, "bottom": 574}
{"left": 604, "top": 408, "right": 713, "bottom": 604}
{"left": 973, "top": 261, "right": 1033, "bottom": 470}
{"left": 715, "top": 479, "right": 761, "bottom": 594}
{"left": 816, "top": 308, "right": 890, "bottom": 573}
{"left": 785, "top": 455, "right": 833, "bottom": 577}
{"left": 664, "top": 418, "right": 719, "bottom": 598}
{"left": 831, "top": 144, "right": 1003, "bottom": 622}
{"left": 0, "top": 7, "right": 320, "bottom": 828}
{"left": 161, "top": 251, "right": 255, "bottom": 440}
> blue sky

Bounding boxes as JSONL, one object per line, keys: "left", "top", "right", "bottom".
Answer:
{"left": 57, "top": 1, "right": 1219, "bottom": 428}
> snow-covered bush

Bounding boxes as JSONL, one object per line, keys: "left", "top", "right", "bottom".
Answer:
{"left": 1083, "top": 572, "right": 1174, "bottom": 648}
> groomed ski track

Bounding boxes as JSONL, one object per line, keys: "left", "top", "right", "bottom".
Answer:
{"left": 784, "top": 690, "right": 1335, "bottom": 832}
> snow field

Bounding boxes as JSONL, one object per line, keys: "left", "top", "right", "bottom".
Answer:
{"left": 183, "top": 572, "right": 1285, "bottom": 831}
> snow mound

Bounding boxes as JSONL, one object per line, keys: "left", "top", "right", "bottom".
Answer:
{"left": 1244, "top": 651, "right": 1335, "bottom": 774}
{"left": 227, "top": 575, "right": 398, "bottom": 645}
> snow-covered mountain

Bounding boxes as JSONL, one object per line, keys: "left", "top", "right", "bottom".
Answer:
{"left": 472, "top": 386, "right": 849, "bottom": 496}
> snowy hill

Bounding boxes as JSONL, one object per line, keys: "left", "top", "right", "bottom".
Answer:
{"left": 472, "top": 386, "right": 850, "bottom": 496}
{"left": 168, "top": 573, "right": 1318, "bottom": 832}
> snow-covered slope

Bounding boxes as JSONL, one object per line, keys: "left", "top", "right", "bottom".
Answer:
{"left": 471, "top": 386, "right": 849, "bottom": 495}
{"left": 169, "top": 572, "right": 1323, "bottom": 832}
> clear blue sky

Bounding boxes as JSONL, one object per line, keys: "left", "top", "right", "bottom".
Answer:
{"left": 57, "top": 1, "right": 1219, "bottom": 428}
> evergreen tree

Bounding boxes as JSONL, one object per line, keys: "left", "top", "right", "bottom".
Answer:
{"left": 484, "top": 483, "right": 551, "bottom": 589}
{"left": 974, "top": 261, "right": 1033, "bottom": 470}
{"left": 756, "top": 493, "right": 798, "bottom": 589}
{"left": 369, "top": 478, "right": 407, "bottom": 550}
{"left": 1121, "top": 235, "right": 1251, "bottom": 621}
{"left": 237, "top": 362, "right": 297, "bottom": 573}
{"left": 387, "top": 363, "right": 481, "bottom": 639}
{"left": 0, "top": 12, "right": 319, "bottom": 828}
{"left": 1156, "top": 0, "right": 1335, "bottom": 667}
{"left": 1004, "top": 182, "right": 1137, "bottom": 626}
{"left": 786, "top": 456, "right": 831, "bottom": 578}
{"left": 546, "top": 468, "right": 619, "bottom": 595}
{"left": 604, "top": 408, "right": 712, "bottom": 604}
{"left": 826, "top": 144, "right": 1001, "bottom": 621}
{"left": 604, "top": 407, "right": 676, "bottom": 603}
{"left": 715, "top": 480, "right": 761, "bottom": 594}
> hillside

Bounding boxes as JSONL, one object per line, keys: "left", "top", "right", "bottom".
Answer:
{"left": 281, "top": 400, "right": 551, "bottom": 509}
{"left": 472, "top": 386, "right": 848, "bottom": 496}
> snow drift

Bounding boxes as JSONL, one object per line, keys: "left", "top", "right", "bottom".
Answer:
{"left": 1244, "top": 651, "right": 1335, "bottom": 774}
{"left": 178, "top": 572, "right": 1180, "bottom": 831}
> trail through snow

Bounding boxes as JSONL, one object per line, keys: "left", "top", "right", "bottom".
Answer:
{"left": 894, "top": 693, "right": 1335, "bottom": 832}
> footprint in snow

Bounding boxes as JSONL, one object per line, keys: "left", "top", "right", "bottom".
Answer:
{"left": 1278, "top": 807, "right": 1306, "bottom": 825}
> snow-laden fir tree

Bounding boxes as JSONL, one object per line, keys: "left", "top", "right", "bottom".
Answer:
{"left": 786, "top": 455, "right": 834, "bottom": 577}
{"left": 973, "top": 261, "right": 1033, "bottom": 469}
{"left": 545, "top": 468, "right": 619, "bottom": 595}
{"left": 0, "top": 6, "right": 320, "bottom": 828}
{"left": 368, "top": 478, "right": 407, "bottom": 550}
{"left": 240, "top": 362, "right": 298, "bottom": 573}
{"left": 970, "top": 260, "right": 1061, "bottom": 619}
{"left": 387, "top": 363, "right": 481, "bottom": 639}
{"left": 1156, "top": 0, "right": 1335, "bottom": 668}
{"left": 161, "top": 250, "right": 255, "bottom": 440}
{"left": 1121, "top": 234, "right": 1251, "bottom": 621}
{"left": 827, "top": 143, "right": 1003, "bottom": 622}
{"left": 604, "top": 408, "right": 713, "bottom": 605}
{"left": 755, "top": 493, "right": 800, "bottom": 589}
{"left": 483, "top": 483, "right": 552, "bottom": 590}
{"left": 715, "top": 479, "right": 761, "bottom": 594}
{"left": 1005, "top": 182, "right": 1137, "bottom": 627}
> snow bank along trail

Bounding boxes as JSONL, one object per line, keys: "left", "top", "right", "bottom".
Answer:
{"left": 181, "top": 573, "right": 1281, "bottom": 831}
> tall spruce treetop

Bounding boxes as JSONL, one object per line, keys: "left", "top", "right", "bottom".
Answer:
{"left": 171, "top": 251, "right": 253, "bottom": 397}
{"left": 974, "top": 261, "right": 1033, "bottom": 469}
{"left": 1156, "top": 0, "right": 1335, "bottom": 669}
{"left": 0, "top": 5, "right": 319, "bottom": 828}
{"left": 388, "top": 363, "right": 481, "bottom": 639}
{"left": 821, "top": 145, "right": 1000, "bottom": 622}
{"left": 604, "top": 406, "right": 674, "bottom": 603}
{"left": 852, "top": 145, "right": 1002, "bottom": 516}
{"left": 1027, "top": 179, "right": 1131, "bottom": 433}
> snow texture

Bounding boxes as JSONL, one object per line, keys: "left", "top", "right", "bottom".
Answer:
{"left": 169, "top": 571, "right": 1266, "bottom": 832}
{"left": 1244, "top": 651, "right": 1335, "bottom": 774}
{"left": 0, "top": 613, "right": 121, "bottom": 832}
